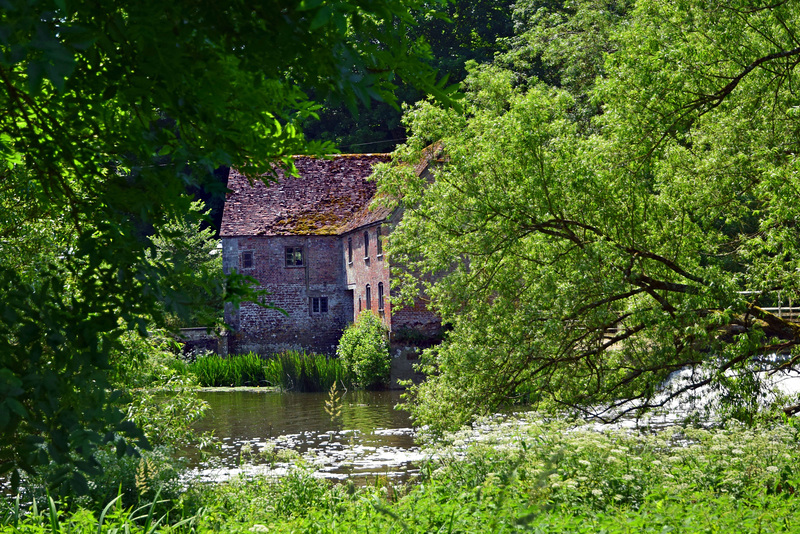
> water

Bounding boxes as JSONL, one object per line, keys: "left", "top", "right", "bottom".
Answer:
{"left": 185, "top": 389, "right": 423, "bottom": 483}
{"left": 182, "top": 368, "right": 800, "bottom": 484}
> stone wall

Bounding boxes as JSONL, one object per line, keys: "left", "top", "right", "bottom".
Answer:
{"left": 223, "top": 235, "right": 351, "bottom": 355}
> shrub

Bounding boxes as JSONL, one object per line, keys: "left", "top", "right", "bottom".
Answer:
{"left": 336, "top": 312, "right": 390, "bottom": 388}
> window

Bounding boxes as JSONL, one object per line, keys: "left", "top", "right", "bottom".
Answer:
{"left": 378, "top": 282, "right": 384, "bottom": 311}
{"left": 285, "top": 246, "right": 303, "bottom": 267}
{"left": 347, "top": 237, "right": 353, "bottom": 264}
{"left": 376, "top": 225, "right": 383, "bottom": 257}
{"left": 365, "top": 284, "right": 371, "bottom": 310}
{"left": 363, "top": 230, "right": 370, "bottom": 260}
{"left": 242, "top": 251, "right": 253, "bottom": 269}
{"left": 310, "top": 297, "right": 328, "bottom": 314}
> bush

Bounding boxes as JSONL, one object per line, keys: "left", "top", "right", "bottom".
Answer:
{"left": 336, "top": 312, "right": 390, "bottom": 388}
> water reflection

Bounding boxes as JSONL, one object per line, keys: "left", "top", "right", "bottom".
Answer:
{"left": 185, "top": 389, "right": 422, "bottom": 483}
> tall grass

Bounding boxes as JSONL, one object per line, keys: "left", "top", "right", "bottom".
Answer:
{"left": 264, "top": 350, "right": 349, "bottom": 392}
{"left": 187, "top": 352, "right": 266, "bottom": 387}
{"left": 187, "top": 351, "right": 349, "bottom": 391}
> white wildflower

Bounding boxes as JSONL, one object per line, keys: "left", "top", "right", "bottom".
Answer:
{"left": 767, "top": 466, "right": 780, "bottom": 474}
{"left": 591, "top": 489, "right": 603, "bottom": 497}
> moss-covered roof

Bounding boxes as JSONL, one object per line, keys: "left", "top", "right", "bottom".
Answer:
{"left": 220, "top": 154, "right": 391, "bottom": 237}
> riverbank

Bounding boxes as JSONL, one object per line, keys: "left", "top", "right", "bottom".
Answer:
{"left": 6, "top": 414, "right": 800, "bottom": 533}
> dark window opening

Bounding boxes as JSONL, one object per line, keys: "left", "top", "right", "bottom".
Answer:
{"left": 348, "top": 237, "right": 353, "bottom": 264}
{"left": 242, "top": 251, "right": 253, "bottom": 269}
{"left": 378, "top": 282, "right": 384, "bottom": 311}
{"left": 365, "top": 284, "right": 371, "bottom": 310}
{"left": 285, "top": 246, "right": 304, "bottom": 267}
{"left": 363, "top": 230, "right": 370, "bottom": 260}
{"left": 376, "top": 225, "right": 383, "bottom": 257}
{"left": 310, "top": 297, "right": 328, "bottom": 314}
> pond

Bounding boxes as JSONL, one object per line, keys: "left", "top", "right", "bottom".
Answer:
{"left": 185, "top": 389, "right": 423, "bottom": 484}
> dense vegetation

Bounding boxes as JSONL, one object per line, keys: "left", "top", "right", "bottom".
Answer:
{"left": 377, "top": 0, "right": 800, "bottom": 432}
{"left": 0, "top": 0, "right": 452, "bottom": 490}
{"left": 4, "top": 416, "right": 800, "bottom": 532}
{"left": 3, "top": 0, "right": 800, "bottom": 532}
{"left": 186, "top": 351, "right": 349, "bottom": 392}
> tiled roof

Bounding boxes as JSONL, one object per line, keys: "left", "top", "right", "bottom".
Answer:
{"left": 220, "top": 154, "right": 391, "bottom": 237}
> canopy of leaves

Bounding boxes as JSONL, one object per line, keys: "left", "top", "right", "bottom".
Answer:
{"left": 377, "top": 0, "right": 800, "bottom": 432}
{"left": 0, "top": 0, "right": 452, "bottom": 492}
{"left": 304, "top": 0, "right": 513, "bottom": 152}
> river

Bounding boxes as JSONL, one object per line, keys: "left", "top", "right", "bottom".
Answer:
{"left": 185, "top": 389, "right": 423, "bottom": 483}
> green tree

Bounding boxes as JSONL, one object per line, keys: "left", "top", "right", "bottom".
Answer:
{"left": 304, "top": 0, "right": 514, "bottom": 152}
{"left": 337, "top": 312, "right": 391, "bottom": 388}
{"left": 0, "top": 0, "right": 453, "bottom": 492}
{"left": 150, "top": 199, "right": 224, "bottom": 329}
{"left": 378, "top": 0, "right": 800, "bottom": 432}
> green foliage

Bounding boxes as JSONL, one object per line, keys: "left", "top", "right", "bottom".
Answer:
{"left": 0, "top": 0, "right": 454, "bottom": 489}
{"left": 169, "top": 417, "right": 800, "bottom": 533}
{"left": 304, "top": 0, "right": 512, "bottom": 152}
{"left": 263, "top": 351, "right": 348, "bottom": 393}
{"left": 336, "top": 313, "right": 391, "bottom": 388}
{"left": 0, "top": 490, "right": 204, "bottom": 533}
{"left": 150, "top": 200, "right": 224, "bottom": 330}
{"left": 187, "top": 353, "right": 267, "bottom": 388}
{"left": 185, "top": 351, "right": 347, "bottom": 392}
{"left": 378, "top": 0, "right": 800, "bottom": 431}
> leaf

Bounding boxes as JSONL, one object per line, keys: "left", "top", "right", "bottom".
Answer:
{"left": 310, "top": 5, "right": 333, "bottom": 30}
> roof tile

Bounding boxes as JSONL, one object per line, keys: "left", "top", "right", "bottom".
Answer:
{"left": 220, "top": 154, "right": 390, "bottom": 237}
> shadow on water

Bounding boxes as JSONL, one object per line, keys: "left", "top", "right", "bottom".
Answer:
{"left": 184, "top": 389, "right": 422, "bottom": 484}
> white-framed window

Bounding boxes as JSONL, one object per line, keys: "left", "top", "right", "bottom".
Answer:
{"left": 363, "top": 230, "right": 370, "bottom": 260}
{"left": 365, "top": 284, "right": 371, "bottom": 310}
{"left": 376, "top": 225, "right": 383, "bottom": 257}
{"left": 378, "top": 282, "right": 384, "bottom": 311}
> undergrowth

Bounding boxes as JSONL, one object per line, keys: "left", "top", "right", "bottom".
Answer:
{"left": 187, "top": 351, "right": 349, "bottom": 392}
{"left": 8, "top": 416, "right": 800, "bottom": 532}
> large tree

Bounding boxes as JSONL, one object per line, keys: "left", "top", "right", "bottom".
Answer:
{"left": 378, "top": 0, "right": 800, "bottom": 431}
{"left": 0, "top": 0, "right": 452, "bottom": 491}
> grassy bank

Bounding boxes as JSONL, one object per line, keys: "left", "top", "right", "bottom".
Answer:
{"left": 6, "top": 416, "right": 800, "bottom": 533}
{"left": 185, "top": 351, "right": 348, "bottom": 392}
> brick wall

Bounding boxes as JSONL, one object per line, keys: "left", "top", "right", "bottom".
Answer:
{"left": 344, "top": 223, "right": 392, "bottom": 327}
{"left": 223, "top": 235, "right": 351, "bottom": 355}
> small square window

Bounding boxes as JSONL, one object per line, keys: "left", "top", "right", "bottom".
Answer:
{"left": 285, "top": 246, "right": 303, "bottom": 267}
{"left": 310, "top": 297, "right": 328, "bottom": 314}
{"left": 242, "top": 251, "right": 253, "bottom": 269}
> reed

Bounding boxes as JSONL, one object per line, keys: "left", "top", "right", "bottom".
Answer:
{"left": 263, "top": 350, "right": 349, "bottom": 392}
{"left": 187, "top": 352, "right": 267, "bottom": 387}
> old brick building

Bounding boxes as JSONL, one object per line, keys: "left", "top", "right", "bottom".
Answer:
{"left": 220, "top": 154, "right": 439, "bottom": 355}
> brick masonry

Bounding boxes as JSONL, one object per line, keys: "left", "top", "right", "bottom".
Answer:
{"left": 221, "top": 155, "right": 440, "bottom": 356}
